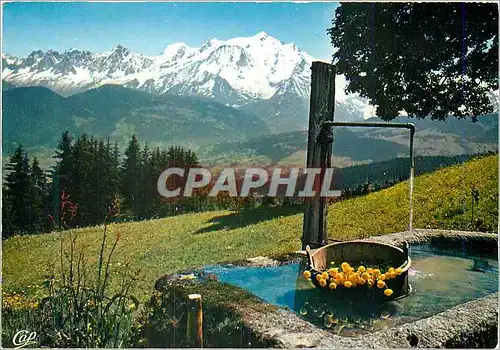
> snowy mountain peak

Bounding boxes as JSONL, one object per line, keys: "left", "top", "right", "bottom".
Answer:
{"left": 111, "top": 44, "right": 130, "bottom": 55}
{"left": 200, "top": 38, "right": 222, "bottom": 51}
{"left": 160, "top": 42, "right": 195, "bottom": 62}
{"left": 254, "top": 31, "right": 269, "bottom": 38}
{"left": 1, "top": 32, "right": 374, "bottom": 125}
{"left": 163, "top": 42, "right": 188, "bottom": 53}
{"left": 223, "top": 31, "right": 283, "bottom": 49}
{"left": 27, "top": 50, "right": 44, "bottom": 59}
{"left": 3, "top": 32, "right": 318, "bottom": 103}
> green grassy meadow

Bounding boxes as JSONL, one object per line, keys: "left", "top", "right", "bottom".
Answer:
{"left": 2, "top": 155, "right": 498, "bottom": 302}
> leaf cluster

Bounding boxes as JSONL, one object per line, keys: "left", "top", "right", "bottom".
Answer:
{"left": 329, "top": 3, "right": 498, "bottom": 120}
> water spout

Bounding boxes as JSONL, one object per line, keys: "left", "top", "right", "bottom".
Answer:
{"left": 408, "top": 125, "right": 415, "bottom": 234}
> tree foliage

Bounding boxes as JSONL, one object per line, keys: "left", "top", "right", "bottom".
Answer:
{"left": 3, "top": 132, "right": 491, "bottom": 237}
{"left": 4, "top": 146, "right": 31, "bottom": 235}
{"left": 2, "top": 132, "right": 210, "bottom": 237}
{"left": 3, "top": 146, "right": 51, "bottom": 238}
{"left": 328, "top": 2, "right": 498, "bottom": 120}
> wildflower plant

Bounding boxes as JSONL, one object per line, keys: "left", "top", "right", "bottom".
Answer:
{"left": 34, "top": 192, "right": 140, "bottom": 347}
{"left": 1, "top": 290, "right": 41, "bottom": 348}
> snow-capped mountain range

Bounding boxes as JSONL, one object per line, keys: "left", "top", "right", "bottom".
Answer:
{"left": 2, "top": 32, "right": 374, "bottom": 130}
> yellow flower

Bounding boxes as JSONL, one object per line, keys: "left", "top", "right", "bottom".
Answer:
{"left": 396, "top": 267, "right": 403, "bottom": 275}
{"left": 321, "top": 272, "right": 329, "bottom": 280}
{"left": 329, "top": 268, "right": 339, "bottom": 276}
{"left": 378, "top": 274, "right": 386, "bottom": 281}
{"left": 335, "top": 273, "right": 345, "bottom": 283}
{"left": 348, "top": 273, "right": 358, "bottom": 283}
{"left": 319, "top": 279, "right": 327, "bottom": 287}
{"left": 303, "top": 270, "right": 312, "bottom": 279}
{"left": 377, "top": 280, "right": 386, "bottom": 289}
{"left": 358, "top": 266, "right": 366, "bottom": 273}
{"left": 315, "top": 274, "right": 323, "bottom": 281}
{"left": 343, "top": 281, "right": 353, "bottom": 288}
{"left": 388, "top": 267, "right": 395, "bottom": 273}
{"left": 329, "top": 282, "right": 337, "bottom": 290}
{"left": 341, "top": 262, "right": 351, "bottom": 273}
{"left": 384, "top": 289, "right": 394, "bottom": 297}
{"left": 373, "top": 269, "right": 381, "bottom": 276}
{"left": 361, "top": 272, "right": 371, "bottom": 280}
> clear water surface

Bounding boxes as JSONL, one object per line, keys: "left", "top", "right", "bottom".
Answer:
{"left": 203, "top": 245, "right": 498, "bottom": 337}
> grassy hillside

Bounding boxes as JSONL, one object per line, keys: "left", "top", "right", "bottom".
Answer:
{"left": 3, "top": 155, "right": 497, "bottom": 302}
{"left": 329, "top": 154, "right": 498, "bottom": 239}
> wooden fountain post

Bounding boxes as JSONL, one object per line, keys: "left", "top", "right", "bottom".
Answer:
{"left": 186, "top": 293, "right": 203, "bottom": 348}
{"left": 302, "top": 61, "right": 336, "bottom": 250}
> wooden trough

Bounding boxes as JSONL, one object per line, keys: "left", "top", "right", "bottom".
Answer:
{"left": 305, "top": 241, "right": 412, "bottom": 300}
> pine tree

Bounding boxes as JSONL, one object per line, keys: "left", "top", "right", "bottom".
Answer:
{"left": 4, "top": 145, "right": 31, "bottom": 235}
{"left": 185, "top": 150, "right": 199, "bottom": 167}
{"left": 97, "top": 138, "right": 121, "bottom": 222}
{"left": 167, "top": 146, "right": 185, "bottom": 167}
{"left": 149, "top": 147, "right": 168, "bottom": 218}
{"left": 29, "top": 158, "right": 49, "bottom": 233}
{"left": 53, "top": 131, "right": 74, "bottom": 192}
{"left": 2, "top": 185, "right": 15, "bottom": 238}
{"left": 51, "top": 131, "right": 74, "bottom": 227}
{"left": 121, "top": 135, "right": 141, "bottom": 218}
{"left": 71, "top": 134, "right": 93, "bottom": 226}
{"left": 136, "top": 143, "right": 151, "bottom": 219}
{"left": 110, "top": 141, "right": 122, "bottom": 202}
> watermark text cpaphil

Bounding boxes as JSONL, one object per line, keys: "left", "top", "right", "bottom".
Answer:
{"left": 157, "top": 167, "right": 342, "bottom": 198}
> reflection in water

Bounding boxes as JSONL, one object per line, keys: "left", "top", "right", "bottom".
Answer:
{"left": 289, "top": 269, "right": 411, "bottom": 337}
{"left": 203, "top": 247, "right": 498, "bottom": 337}
{"left": 470, "top": 258, "right": 493, "bottom": 273}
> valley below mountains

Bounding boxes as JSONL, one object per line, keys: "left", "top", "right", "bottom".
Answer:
{"left": 2, "top": 32, "right": 498, "bottom": 168}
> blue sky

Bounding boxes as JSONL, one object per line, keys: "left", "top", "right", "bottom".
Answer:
{"left": 3, "top": 2, "right": 338, "bottom": 60}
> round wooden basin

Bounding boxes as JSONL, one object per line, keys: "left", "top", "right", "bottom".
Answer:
{"left": 306, "top": 241, "right": 412, "bottom": 300}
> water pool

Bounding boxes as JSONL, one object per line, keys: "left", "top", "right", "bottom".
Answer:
{"left": 203, "top": 246, "right": 498, "bottom": 337}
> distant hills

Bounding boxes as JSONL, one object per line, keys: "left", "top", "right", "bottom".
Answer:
{"left": 199, "top": 114, "right": 498, "bottom": 166}
{"left": 2, "top": 84, "right": 269, "bottom": 159}
{"left": 2, "top": 32, "right": 377, "bottom": 133}
{"left": 2, "top": 80, "right": 15, "bottom": 90}
{"left": 3, "top": 31, "right": 498, "bottom": 164}
{"left": 2, "top": 83, "right": 498, "bottom": 169}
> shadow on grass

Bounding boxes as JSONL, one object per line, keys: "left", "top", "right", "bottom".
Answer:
{"left": 195, "top": 204, "right": 303, "bottom": 234}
